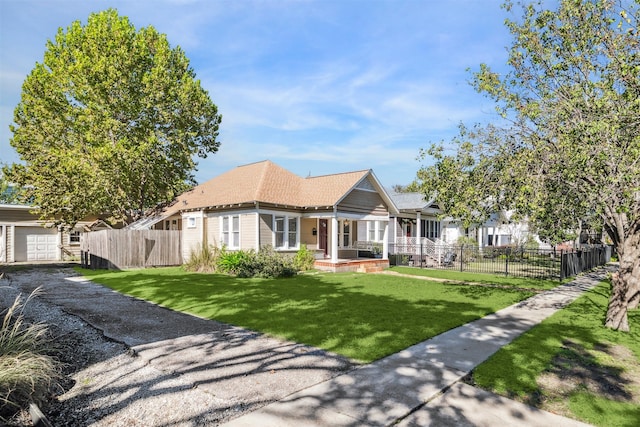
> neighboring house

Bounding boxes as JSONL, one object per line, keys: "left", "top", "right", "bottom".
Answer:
{"left": 386, "top": 191, "right": 549, "bottom": 263}
{"left": 0, "top": 203, "right": 113, "bottom": 263}
{"left": 386, "top": 189, "right": 444, "bottom": 242}
{"left": 129, "top": 160, "right": 399, "bottom": 271}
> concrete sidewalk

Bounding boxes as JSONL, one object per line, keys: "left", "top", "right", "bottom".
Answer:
{"left": 223, "top": 268, "right": 613, "bottom": 427}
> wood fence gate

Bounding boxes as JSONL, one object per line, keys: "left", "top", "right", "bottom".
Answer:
{"left": 80, "top": 229, "right": 182, "bottom": 270}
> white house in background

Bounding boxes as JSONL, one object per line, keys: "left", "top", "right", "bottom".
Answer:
{"left": 442, "top": 210, "right": 551, "bottom": 250}
{"left": 385, "top": 191, "right": 547, "bottom": 253}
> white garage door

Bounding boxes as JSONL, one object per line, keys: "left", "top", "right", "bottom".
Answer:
{"left": 14, "top": 227, "right": 60, "bottom": 262}
{"left": 27, "top": 234, "right": 59, "bottom": 261}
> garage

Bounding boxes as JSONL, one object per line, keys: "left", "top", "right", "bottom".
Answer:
{"left": 14, "top": 226, "right": 60, "bottom": 262}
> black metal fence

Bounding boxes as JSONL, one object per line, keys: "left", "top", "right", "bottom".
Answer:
{"left": 388, "top": 243, "right": 612, "bottom": 280}
{"left": 560, "top": 245, "right": 612, "bottom": 279}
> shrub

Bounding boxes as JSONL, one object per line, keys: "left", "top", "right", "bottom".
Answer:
{"left": 220, "top": 246, "right": 297, "bottom": 278}
{"left": 0, "top": 289, "right": 58, "bottom": 421}
{"left": 252, "top": 246, "right": 296, "bottom": 278}
{"left": 293, "top": 245, "right": 316, "bottom": 271}
{"left": 184, "top": 244, "right": 224, "bottom": 272}
{"left": 456, "top": 236, "right": 479, "bottom": 263}
{"left": 189, "top": 245, "right": 298, "bottom": 278}
{"left": 218, "top": 250, "right": 254, "bottom": 276}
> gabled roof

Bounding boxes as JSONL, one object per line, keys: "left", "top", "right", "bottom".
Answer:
{"left": 163, "top": 160, "right": 388, "bottom": 216}
{"left": 387, "top": 190, "right": 439, "bottom": 213}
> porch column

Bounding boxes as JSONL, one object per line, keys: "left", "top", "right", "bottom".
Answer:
{"left": 383, "top": 220, "right": 389, "bottom": 260}
{"left": 477, "top": 226, "right": 483, "bottom": 248}
{"left": 416, "top": 211, "right": 422, "bottom": 240}
{"left": 331, "top": 211, "right": 339, "bottom": 263}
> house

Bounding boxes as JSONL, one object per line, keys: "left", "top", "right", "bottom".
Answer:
{"left": 0, "top": 204, "right": 111, "bottom": 263}
{"left": 130, "top": 160, "right": 399, "bottom": 272}
{"left": 385, "top": 191, "right": 551, "bottom": 266}
{"left": 387, "top": 190, "right": 443, "bottom": 243}
{"left": 386, "top": 190, "right": 450, "bottom": 265}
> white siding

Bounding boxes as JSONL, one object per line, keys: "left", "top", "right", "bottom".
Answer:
{"left": 240, "top": 214, "right": 256, "bottom": 249}
{"left": 181, "top": 213, "right": 203, "bottom": 261}
{"left": 207, "top": 215, "right": 221, "bottom": 248}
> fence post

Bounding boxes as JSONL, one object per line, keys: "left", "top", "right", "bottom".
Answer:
{"left": 560, "top": 249, "right": 565, "bottom": 281}
{"left": 505, "top": 247, "right": 509, "bottom": 276}
{"left": 460, "top": 244, "right": 464, "bottom": 272}
{"left": 420, "top": 241, "right": 423, "bottom": 268}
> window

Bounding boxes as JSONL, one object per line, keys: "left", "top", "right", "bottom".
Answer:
{"left": 288, "top": 217, "right": 297, "bottom": 248}
{"left": 422, "top": 220, "right": 441, "bottom": 239}
{"left": 275, "top": 216, "right": 285, "bottom": 248}
{"left": 341, "top": 220, "right": 351, "bottom": 247}
{"left": 187, "top": 216, "right": 196, "bottom": 229}
{"left": 69, "top": 231, "right": 81, "bottom": 245}
{"left": 274, "top": 215, "right": 298, "bottom": 249}
{"left": 377, "top": 221, "right": 385, "bottom": 241}
{"left": 366, "top": 221, "right": 385, "bottom": 242}
{"left": 221, "top": 215, "right": 240, "bottom": 248}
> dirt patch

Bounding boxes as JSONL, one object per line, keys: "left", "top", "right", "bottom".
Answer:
{"left": 536, "top": 339, "right": 640, "bottom": 417}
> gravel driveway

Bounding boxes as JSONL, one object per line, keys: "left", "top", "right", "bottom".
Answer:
{"left": 0, "top": 266, "right": 355, "bottom": 426}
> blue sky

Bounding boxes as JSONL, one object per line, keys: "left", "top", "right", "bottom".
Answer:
{"left": 0, "top": 0, "right": 512, "bottom": 187}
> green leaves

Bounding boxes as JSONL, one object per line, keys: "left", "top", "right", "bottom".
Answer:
{"left": 418, "top": 0, "right": 640, "bottom": 329}
{"left": 7, "top": 9, "right": 222, "bottom": 226}
{"left": 419, "top": 0, "right": 640, "bottom": 247}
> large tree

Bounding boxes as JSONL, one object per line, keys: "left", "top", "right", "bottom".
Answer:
{"left": 5, "top": 9, "right": 221, "bottom": 227}
{"left": 418, "top": 0, "right": 639, "bottom": 331}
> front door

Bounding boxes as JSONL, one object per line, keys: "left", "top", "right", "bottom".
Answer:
{"left": 319, "top": 219, "right": 328, "bottom": 257}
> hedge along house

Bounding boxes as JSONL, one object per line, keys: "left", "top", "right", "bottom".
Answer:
{"left": 132, "top": 160, "right": 399, "bottom": 272}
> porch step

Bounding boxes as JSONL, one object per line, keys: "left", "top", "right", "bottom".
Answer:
{"left": 357, "top": 265, "right": 384, "bottom": 273}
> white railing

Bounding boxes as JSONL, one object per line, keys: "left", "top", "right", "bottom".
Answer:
{"left": 392, "top": 237, "right": 454, "bottom": 265}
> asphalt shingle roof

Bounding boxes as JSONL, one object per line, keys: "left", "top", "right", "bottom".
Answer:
{"left": 164, "top": 160, "right": 370, "bottom": 215}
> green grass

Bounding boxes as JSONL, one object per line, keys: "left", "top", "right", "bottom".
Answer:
{"left": 470, "top": 280, "right": 640, "bottom": 427}
{"left": 77, "top": 267, "right": 535, "bottom": 362}
{"left": 389, "top": 266, "right": 561, "bottom": 290}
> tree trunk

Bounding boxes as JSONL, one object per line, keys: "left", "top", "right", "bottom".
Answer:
{"left": 606, "top": 272, "right": 629, "bottom": 332}
{"left": 625, "top": 255, "right": 640, "bottom": 310}
{"left": 605, "top": 235, "right": 640, "bottom": 331}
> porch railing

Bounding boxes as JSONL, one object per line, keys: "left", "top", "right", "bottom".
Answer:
{"left": 391, "top": 237, "right": 453, "bottom": 265}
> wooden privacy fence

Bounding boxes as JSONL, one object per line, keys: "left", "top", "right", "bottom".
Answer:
{"left": 80, "top": 229, "right": 182, "bottom": 270}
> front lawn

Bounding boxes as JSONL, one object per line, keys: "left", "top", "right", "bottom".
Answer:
{"left": 469, "top": 279, "right": 640, "bottom": 427}
{"left": 77, "top": 267, "right": 535, "bottom": 362}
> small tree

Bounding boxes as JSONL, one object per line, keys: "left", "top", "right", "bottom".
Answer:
{"left": 5, "top": 9, "right": 221, "bottom": 227}
{"left": 418, "top": 0, "right": 639, "bottom": 331}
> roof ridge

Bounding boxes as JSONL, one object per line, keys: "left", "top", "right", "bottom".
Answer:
{"left": 254, "top": 160, "right": 271, "bottom": 201}
{"left": 305, "top": 169, "right": 370, "bottom": 179}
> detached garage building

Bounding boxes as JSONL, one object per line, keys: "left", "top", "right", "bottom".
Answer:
{"left": 0, "top": 204, "right": 71, "bottom": 263}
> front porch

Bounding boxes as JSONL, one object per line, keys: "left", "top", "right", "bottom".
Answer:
{"left": 314, "top": 257, "right": 389, "bottom": 273}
